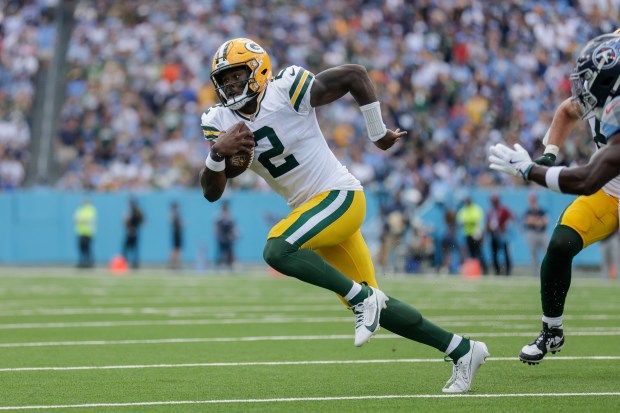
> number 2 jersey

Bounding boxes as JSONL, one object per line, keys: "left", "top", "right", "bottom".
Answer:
{"left": 201, "top": 65, "right": 362, "bottom": 209}
{"left": 589, "top": 95, "right": 620, "bottom": 198}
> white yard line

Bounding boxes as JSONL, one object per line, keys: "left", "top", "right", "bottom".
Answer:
{"left": 1, "top": 306, "right": 620, "bottom": 320}
{"left": 1, "top": 331, "right": 620, "bottom": 348}
{"left": 1, "top": 392, "right": 620, "bottom": 410}
{"left": 1, "top": 317, "right": 620, "bottom": 330}
{"left": 1, "top": 356, "right": 620, "bottom": 373}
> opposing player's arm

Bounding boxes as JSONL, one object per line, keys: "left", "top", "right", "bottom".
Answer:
{"left": 310, "top": 64, "right": 406, "bottom": 150}
{"left": 536, "top": 98, "right": 582, "bottom": 166}
{"left": 545, "top": 98, "right": 582, "bottom": 147}
{"left": 528, "top": 134, "right": 620, "bottom": 195}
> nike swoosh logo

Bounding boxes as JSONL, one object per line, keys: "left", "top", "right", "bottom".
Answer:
{"left": 289, "top": 67, "right": 296, "bottom": 76}
{"left": 509, "top": 160, "right": 519, "bottom": 164}
{"left": 606, "top": 100, "right": 619, "bottom": 114}
{"left": 364, "top": 292, "right": 380, "bottom": 331}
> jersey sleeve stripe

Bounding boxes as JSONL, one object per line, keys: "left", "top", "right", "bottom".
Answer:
{"left": 202, "top": 126, "right": 220, "bottom": 139}
{"left": 289, "top": 68, "right": 307, "bottom": 99}
{"left": 290, "top": 71, "right": 313, "bottom": 112}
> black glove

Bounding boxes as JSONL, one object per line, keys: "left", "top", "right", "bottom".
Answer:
{"left": 533, "top": 153, "right": 556, "bottom": 166}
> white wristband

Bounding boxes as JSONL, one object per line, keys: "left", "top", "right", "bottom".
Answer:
{"left": 205, "top": 152, "right": 225, "bottom": 172}
{"left": 545, "top": 166, "right": 565, "bottom": 193}
{"left": 544, "top": 144, "right": 560, "bottom": 156}
{"left": 360, "top": 101, "right": 388, "bottom": 142}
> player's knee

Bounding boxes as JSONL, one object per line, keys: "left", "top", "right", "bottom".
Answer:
{"left": 263, "top": 237, "right": 295, "bottom": 270}
{"left": 547, "top": 225, "right": 583, "bottom": 257}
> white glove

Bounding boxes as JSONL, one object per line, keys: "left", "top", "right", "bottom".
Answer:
{"left": 488, "top": 143, "right": 534, "bottom": 180}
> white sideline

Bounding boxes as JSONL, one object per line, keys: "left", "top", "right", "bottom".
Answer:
{"left": 1, "top": 393, "right": 620, "bottom": 410}
{"left": 1, "top": 356, "right": 619, "bottom": 372}
{"left": 1, "top": 331, "right": 620, "bottom": 348}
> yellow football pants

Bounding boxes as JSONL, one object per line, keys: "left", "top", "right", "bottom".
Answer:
{"left": 559, "top": 189, "right": 619, "bottom": 248}
{"left": 268, "top": 190, "right": 378, "bottom": 289}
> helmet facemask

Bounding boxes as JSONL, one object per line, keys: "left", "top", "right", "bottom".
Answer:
{"left": 570, "top": 70, "right": 599, "bottom": 119}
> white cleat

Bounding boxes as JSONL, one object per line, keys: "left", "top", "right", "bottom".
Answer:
{"left": 350, "top": 286, "right": 389, "bottom": 347}
{"left": 442, "top": 340, "right": 489, "bottom": 393}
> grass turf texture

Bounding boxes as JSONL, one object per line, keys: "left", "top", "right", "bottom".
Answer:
{"left": 0, "top": 267, "right": 618, "bottom": 412}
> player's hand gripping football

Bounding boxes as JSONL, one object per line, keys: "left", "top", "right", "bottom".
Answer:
{"left": 212, "top": 121, "right": 255, "bottom": 157}
{"left": 488, "top": 143, "right": 534, "bottom": 181}
{"left": 374, "top": 128, "right": 408, "bottom": 150}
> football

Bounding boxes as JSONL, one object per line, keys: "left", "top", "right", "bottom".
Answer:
{"left": 225, "top": 151, "right": 254, "bottom": 178}
{"left": 224, "top": 123, "right": 254, "bottom": 178}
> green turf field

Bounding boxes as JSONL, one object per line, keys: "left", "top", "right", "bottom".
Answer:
{"left": 0, "top": 267, "right": 618, "bottom": 412}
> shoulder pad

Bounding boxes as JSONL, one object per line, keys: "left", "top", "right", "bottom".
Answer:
{"left": 600, "top": 97, "right": 620, "bottom": 140}
{"left": 272, "top": 65, "right": 315, "bottom": 112}
{"left": 200, "top": 104, "right": 224, "bottom": 140}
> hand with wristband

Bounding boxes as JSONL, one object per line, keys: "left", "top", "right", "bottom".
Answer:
{"left": 533, "top": 144, "right": 560, "bottom": 166}
{"left": 205, "top": 121, "right": 254, "bottom": 172}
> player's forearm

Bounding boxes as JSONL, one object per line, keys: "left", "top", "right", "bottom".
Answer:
{"left": 544, "top": 98, "right": 581, "bottom": 147}
{"left": 200, "top": 167, "right": 227, "bottom": 202}
{"left": 527, "top": 162, "right": 607, "bottom": 196}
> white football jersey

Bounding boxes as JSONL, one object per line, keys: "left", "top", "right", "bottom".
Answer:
{"left": 589, "top": 96, "right": 620, "bottom": 198}
{"left": 201, "top": 65, "right": 362, "bottom": 208}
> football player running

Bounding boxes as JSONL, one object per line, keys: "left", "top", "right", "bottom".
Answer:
{"left": 199, "top": 38, "right": 488, "bottom": 393}
{"left": 489, "top": 33, "right": 620, "bottom": 365}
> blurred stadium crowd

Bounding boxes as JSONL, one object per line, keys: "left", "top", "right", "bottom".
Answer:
{"left": 1, "top": 0, "right": 619, "bottom": 204}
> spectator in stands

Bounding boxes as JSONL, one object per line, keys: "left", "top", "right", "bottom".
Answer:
{"left": 43, "top": 1, "right": 617, "bottom": 195}
{"left": 3, "top": 1, "right": 619, "bottom": 196}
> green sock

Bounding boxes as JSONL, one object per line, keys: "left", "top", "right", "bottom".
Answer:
{"left": 348, "top": 284, "right": 372, "bottom": 306}
{"left": 380, "top": 297, "right": 454, "bottom": 352}
{"left": 263, "top": 237, "right": 355, "bottom": 297}
{"left": 448, "top": 338, "right": 471, "bottom": 362}
{"left": 540, "top": 225, "right": 582, "bottom": 317}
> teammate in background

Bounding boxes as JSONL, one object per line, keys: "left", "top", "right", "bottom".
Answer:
{"left": 486, "top": 194, "right": 513, "bottom": 276}
{"left": 169, "top": 201, "right": 183, "bottom": 270}
{"left": 599, "top": 232, "right": 620, "bottom": 280}
{"left": 214, "top": 201, "right": 238, "bottom": 270}
{"left": 199, "top": 38, "right": 488, "bottom": 393}
{"left": 122, "top": 198, "right": 144, "bottom": 269}
{"left": 523, "top": 193, "right": 549, "bottom": 277}
{"left": 456, "top": 196, "right": 488, "bottom": 274}
{"left": 488, "top": 33, "right": 620, "bottom": 364}
{"left": 74, "top": 198, "right": 96, "bottom": 268}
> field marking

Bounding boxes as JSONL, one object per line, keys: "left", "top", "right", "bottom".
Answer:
{"left": 1, "top": 392, "right": 619, "bottom": 410}
{"left": 0, "top": 317, "right": 352, "bottom": 329}
{"left": 2, "top": 331, "right": 620, "bottom": 348}
{"left": 2, "top": 317, "right": 620, "bottom": 330}
{"left": 1, "top": 305, "right": 620, "bottom": 320}
{"left": 1, "top": 356, "right": 620, "bottom": 373}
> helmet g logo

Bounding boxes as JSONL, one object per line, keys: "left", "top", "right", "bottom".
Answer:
{"left": 592, "top": 44, "right": 618, "bottom": 70}
{"left": 245, "top": 41, "right": 265, "bottom": 54}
